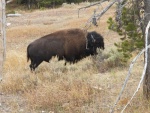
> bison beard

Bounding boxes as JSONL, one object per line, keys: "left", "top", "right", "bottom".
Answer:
{"left": 27, "top": 28, "right": 104, "bottom": 71}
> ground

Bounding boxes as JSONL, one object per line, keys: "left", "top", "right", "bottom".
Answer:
{"left": 0, "top": 2, "right": 149, "bottom": 113}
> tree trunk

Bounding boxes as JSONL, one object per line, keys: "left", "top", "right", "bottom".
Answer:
{"left": 143, "top": 0, "right": 150, "bottom": 99}
{"left": 28, "top": 0, "right": 31, "bottom": 9}
{"left": 0, "top": 0, "right": 6, "bottom": 81}
{"left": 0, "top": 0, "right": 3, "bottom": 81}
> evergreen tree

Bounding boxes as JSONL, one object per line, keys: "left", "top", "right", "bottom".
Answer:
{"left": 107, "top": 0, "right": 144, "bottom": 62}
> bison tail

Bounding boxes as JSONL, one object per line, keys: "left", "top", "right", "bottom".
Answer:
{"left": 27, "top": 45, "right": 30, "bottom": 62}
{"left": 27, "top": 52, "right": 30, "bottom": 62}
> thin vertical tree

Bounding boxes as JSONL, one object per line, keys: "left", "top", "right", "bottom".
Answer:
{"left": 0, "top": 0, "right": 6, "bottom": 81}
{"left": 143, "top": 0, "right": 150, "bottom": 99}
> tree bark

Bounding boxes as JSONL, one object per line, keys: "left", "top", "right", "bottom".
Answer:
{"left": 0, "top": 0, "right": 6, "bottom": 81}
{"left": 28, "top": 0, "right": 31, "bottom": 9}
{"left": 0, "top": 0, "right": 2, "bottom": 81}
{"left": 143, "top": 0, "right": 150, "bottom": 99}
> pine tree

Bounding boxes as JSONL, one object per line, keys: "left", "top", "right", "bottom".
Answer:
{"left": 107, "top": 0, "right": 144, "bottom": 62}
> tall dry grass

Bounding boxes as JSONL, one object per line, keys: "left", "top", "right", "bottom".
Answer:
{"left": 1, "top": 48, "right": 106, "bottom": 112}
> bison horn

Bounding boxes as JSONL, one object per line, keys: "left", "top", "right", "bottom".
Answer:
{"left": 86, "top": 38, "right": 89, "bottom": 50}
{"left": 91, "top": 34, "right": 96, "bottom": 42}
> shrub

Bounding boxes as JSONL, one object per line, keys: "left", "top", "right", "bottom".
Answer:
{"left": 92, "top": 49, "right": 127, "bottom": 72}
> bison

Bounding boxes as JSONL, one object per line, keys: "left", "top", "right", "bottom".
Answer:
{"left": 27, "top": 28, "right": 104, "bottom": 71}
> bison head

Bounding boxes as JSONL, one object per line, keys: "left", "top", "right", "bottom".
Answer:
{"left": 88, "top": 31, "right": 104, "bottom": 49}
{"left": 86, "top": 31, "right": 104, "bottom": 55}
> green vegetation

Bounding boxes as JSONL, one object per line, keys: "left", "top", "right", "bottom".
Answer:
{"left": 107, "top": 1, "right": 144, "bottom": 62}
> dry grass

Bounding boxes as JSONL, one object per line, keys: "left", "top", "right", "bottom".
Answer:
{"left": 0, "top": 2, "right": 150, "bottom": 113}
{"left": 24, "top": 79, "right": 98, "bottom": 112}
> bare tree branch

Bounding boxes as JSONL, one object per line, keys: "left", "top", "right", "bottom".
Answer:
{"left": 121, "top": 20, "right": 150, "bottom": 113}
{"left": 78, "top": 0, "right": 109, "bottom": 18}
{"left": 96, "top": 0, "right": 117, "bottom": 20}
{"left": 7, "top": 13, "right": 21, "bottom": 17}
{"left": 84, "top": 0, "right": 118, "bottom": 29}
{"left": 110, "top": 21, "right": 150, "bottom": 113}
{"left": 6, "top": 0, "right": 13, "bottom": 4}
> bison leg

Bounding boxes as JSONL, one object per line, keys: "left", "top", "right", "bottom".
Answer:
{"left": 64, "top": 62, "right": 67, "bottom": 66}
{"left": 29, "top": 59, "right": 35, "bottom": 71}
{"left": 29, "top": 64, "right": 34, "bottom": 71}
{"left": 33, "top": 60, "right": 43, "bottom": 71}
{"left": 58, "top": 56, "right": 64, "bottom": 61}
{"left": 64, "top": 56, "right": 76, "bottom": 65}
{"left": 29, "top": 58, "right": 43, "bottom": 71}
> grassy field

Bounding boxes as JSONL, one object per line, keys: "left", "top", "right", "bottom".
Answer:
{"left": 0, "top": 2, "right": 150, "bottom": 113}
